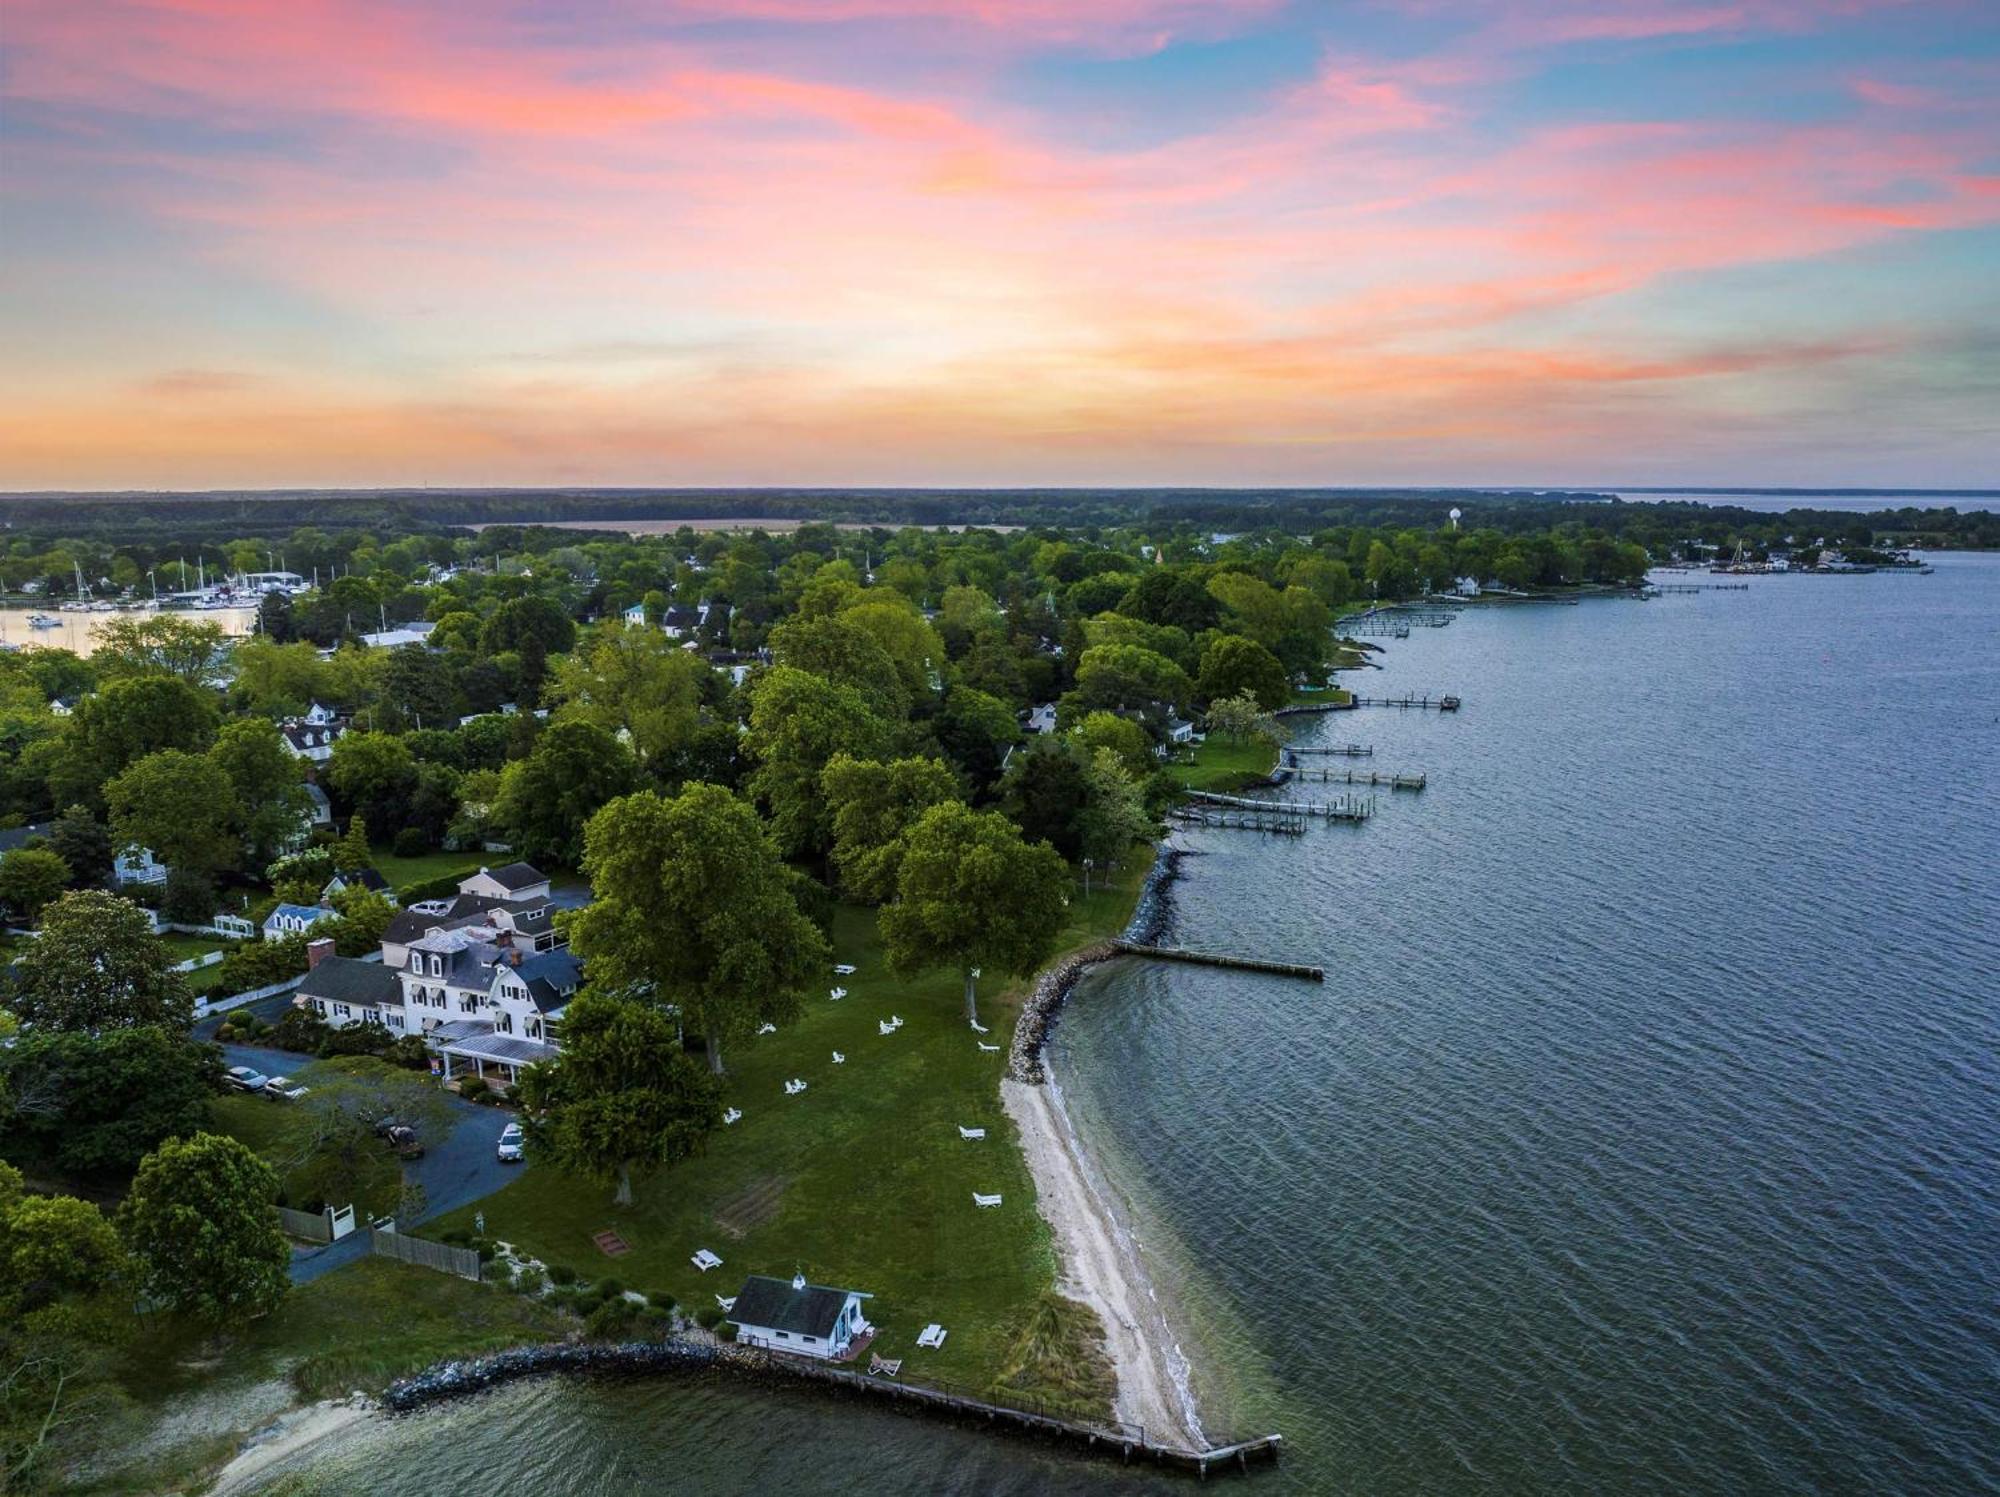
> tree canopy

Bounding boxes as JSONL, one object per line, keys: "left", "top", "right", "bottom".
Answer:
{"left": 10, "top": 892, "right": 194, "bottom": 1033}
{"left": 117, "top": 1133, "right": 289, "bottom": 1325}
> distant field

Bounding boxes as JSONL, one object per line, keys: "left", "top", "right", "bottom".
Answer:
{"left": 467, "top": 518, "right": 1022, "bottom": 535}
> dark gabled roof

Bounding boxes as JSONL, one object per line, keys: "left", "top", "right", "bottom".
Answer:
{"left": 383, "top": 893, "right": 509, "bottom": 946}
{"left": 661, "top": 605, "right": 701, "bottom": 629}
{"left": 297, "top": 956, "right": 402, "bottom": 1009}
{"left": 477, "top": 861, "right": 546, "bottom": 891}
{"left": 727, "top": 1275, "right": 860, "bottom": 1339}
{"left": 330, "top": 867, "right": 390, "bottom": 892}
{"left": 514, "top": 949, "right": 582, "bottom": 1011}
{"left": 0, "top": 823, "right": 50, "bottom": 855}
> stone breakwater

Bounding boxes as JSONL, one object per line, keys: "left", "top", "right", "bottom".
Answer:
{"left": 383, "top": 1339, "right": 719, "bottom": 1412}
{"left": 1008, "top": 843, "right": 1189, "bottom": 1084}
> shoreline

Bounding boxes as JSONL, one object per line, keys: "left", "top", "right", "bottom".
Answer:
{"left": 204, "top": 1397, "right": 377, "bottom": 1496}
{"left": 1003, "top": 836, "right": 1213, "bottom": 1452}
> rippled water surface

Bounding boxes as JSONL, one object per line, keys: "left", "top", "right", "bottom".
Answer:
{"left": 264, "top": 559, "right": 1999, "bottom": 1495}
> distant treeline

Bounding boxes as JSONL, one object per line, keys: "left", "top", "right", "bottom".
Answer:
{"left": 1, "top": 488, "right": 1993, "bottom": 549}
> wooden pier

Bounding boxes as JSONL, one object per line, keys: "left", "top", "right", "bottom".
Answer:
{"left": 1188, "top": 789, "right": 1372, "bottom": 822}
{"left": 1284, "top": 742, "right": 1373, "bottom": 757}
{"left": 1651, "top": 582, "right": 1749, "bottom": 593}
{"left": 1284, "top": 765, "right": 1426, "bottom": 790}
{"left": 1348, "top": 693, "right": 1461, "bottom": 711}
{"left": 737, "top": 1349, "right": 1284, "bottom": 1478}
{"left": 1114, "top": 941, "right": 1324, "bottom": 982}
{"left": 1173, "top": 805, "right": 1306, "bottom": 835}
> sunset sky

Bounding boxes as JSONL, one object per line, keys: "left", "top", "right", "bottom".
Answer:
{"left": 2, "top": 0, "right": 1996, "bottom": 490}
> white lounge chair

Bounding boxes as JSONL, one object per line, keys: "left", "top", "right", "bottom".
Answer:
{"left": 917, "top": 1323, "right": 947, "bottom": 1349}
{"left": 829, "top": 987, "right": 847, "bottom": 1001}
{"left": 977, "top": 1042, "right": 1000, "bottom": 1053}
{"left": 784, "top": 1079, "right": 808, "bottom": 1095}
{"left": 972, "top": 1192, "right": 1003, "bottom": 1208}
{"left": 889, "top": 1014, "right": 903, "bottom": 1028}
{"left": 879, "top": 1020, "right": 897, "bottom": 1036}
{"left": 969, "top": 1018, "right": 989, "bottom": 1034}
{"left": 834, "top": 964, "right": 857, "bottom": 976}
{"left": 757, "top": 1022, "right": 776, "bottom": 1036}
{"left": 715, "top": 1294, "right": 737, "bottom": 1311}
{"left": 832, "top": 1051, "right": 845, "bottom": 1064}
{"left": 958, "top": 1126, "right": 987, "bottom": 1140}
{"left": 723, "top": 1108, "right": 742, "bottom": 1125}
{"left": 692, "top": 1249, "right": 723, "bottom": 1272}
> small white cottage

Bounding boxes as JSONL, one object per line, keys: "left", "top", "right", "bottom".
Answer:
{"left": 726, "top": 1273, "right": 873, "bottom": 1361}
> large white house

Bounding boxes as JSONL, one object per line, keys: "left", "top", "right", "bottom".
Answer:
{"left": 726, "top": 1273, "right": 873, "bottom": 1361}
{"left": 280, "top": 720, "right": 343, "bottom": 763}
{"left": 458, "top": 862, "right": 553, "bottom": 903}
{"left": 264, "top": 902, "right": 338, "bottom": 941}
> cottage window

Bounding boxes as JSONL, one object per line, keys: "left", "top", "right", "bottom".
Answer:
{"left": 334, "top": 1002, "right": 350, "bottom": 1018}
{"left": 776, "top": 1332, "right": 789, "bottom": 1340}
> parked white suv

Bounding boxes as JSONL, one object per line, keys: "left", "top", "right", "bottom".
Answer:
{"left": 496, "top": 1123, "right": 525, "bottom": 1162}
{"left": 224, "top": 1065, "right": 269, "bottom": 1093}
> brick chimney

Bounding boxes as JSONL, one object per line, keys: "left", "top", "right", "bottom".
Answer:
{"left": 306, "top": 937, "right": 336, "bottom": 970}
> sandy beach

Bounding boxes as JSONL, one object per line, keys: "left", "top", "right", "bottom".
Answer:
{"left": 205, "top": 1398, "right": 377, "bottom": 1496}
{"left": 1003, "top": 1075, "right": 1205, "bottom": 1453}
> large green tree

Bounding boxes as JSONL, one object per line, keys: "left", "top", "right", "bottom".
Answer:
{"left": 821, "top": 754, "right": 960, "bottom": 904}
{"left": 493, "top": 719, "right": 637, "bottom": 867}
{"left": 1070, "top": 644, "right": 1192, "bottom": 715}
{"left": 105, "top": 749, "right": 240, "bottom": 879}
{"left": 768, "top": 612, "right": 910, "bottom": 721}
{"left": 0, "top": 1026, "right": 219, "bottom": 1176}
{"left": 550, "top": 626, "right": 709, "bottom": 766}
{"left": 879, "top": 802, "right": 1069, "bottom": 1026}
{"left": 744, "top": 666, "right": 889, "bottom": 857}
{"left": 569, "top": 784, "right": 829, "bottom": 1075}
{"left": 57, "top": 676, "right": 217, "bottom": 806}
{"left": 0, "top": 848, "right": 69, "bottom": 923}
{"left": 209, "top": 718, "right": 310, "bottom": 868}
{"left": 9, "top": 891, "right": 193, "bottom": 1033}
{"left": 1196, "top": 634, "right": 1290, "bottom": 710}
{"left": 326, "top": 732, "right": 418, "bottom": 830}
{"left": 117, "top": 1133, "right": 289, "bottom": 1325}
{"left": 517, "top": 992, "right": 720, "bottom": 1206}
{"left": 43, "top": 805, "right": 112, "bottom": 888}
{"left": 89, "top": 615, "right": 229, "bottom": 685}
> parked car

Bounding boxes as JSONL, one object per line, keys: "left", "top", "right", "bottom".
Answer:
{"left": 370, "top": 1113, "right": 402, "bottom": 1138}
{"left": 496, "top": 1123, "right": 525, "bottom": 1163}
{"left": 263, "top": 1076, "right": 310, "bottom": 1102}
{"left": 384, "top": 1125, "right": 425, "bottom": 1160}
{"left": 224, "top": 1065, "right": 269, "bottom": 1093}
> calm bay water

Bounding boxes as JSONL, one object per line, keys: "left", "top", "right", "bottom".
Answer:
{"left": 256, "top": 558, "right": 1999, "bottom": 1495}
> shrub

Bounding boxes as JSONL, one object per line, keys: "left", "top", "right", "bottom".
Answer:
{"left": 321, "top": 1020, "right": 396, "bottom": 1059}
{"left": 440, "top": 1229, "right": 471, "bottom": 1246}
{"left": 547, "top": 1264, "right": 577, "bottom": 1286}
{"left": 514, "top": 1267, "right": 546, "bottom": 1296}
{"left": 694, "top": 1306, "right": 723, "bottom": 1330}
{"left": 271, "top": 1008, "right": 328, "bottom": 1053}
{"left": 232, "top": 1012, "right": 267, "bottom": 1037}
{"left": 387, "top": 1035, "right": 431, "bottom": 1070}
{"left": 458, "top": 1076, "right": 490, "bottom": 1102}
{"left": 715, "top": 1322, "right": 738, "bottom": 1343}
{"left": 646, "top": 1290, "right": 676, "bottom": 1311}
{"left": 585, "top": 1298, "right": 639, "bottom": 1340}
{"left": 215, "top": 1024, "right": 237, "bottom": 1042}
{"left": 476, "top": 1242, "right": 497, "bottom": 1263}
{"left": 398, "top": 874, "right": 464, "bottom": 905}
{"left": 392, "top": 826, "right": 431, "bottom": 858}
{"left": 161, "top": 869, "right": 217, "bottom": 925}
{"left": 595, "top": 1278, "right": 625, "bottom": 1300}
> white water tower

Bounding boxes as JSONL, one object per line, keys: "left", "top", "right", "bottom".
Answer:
{"left": 1449, "top": 507, "right": 1463, "bottom": 531}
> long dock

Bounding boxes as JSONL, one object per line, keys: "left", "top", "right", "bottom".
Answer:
{"left": 1651, "top": 582, "right": 1750, "bottom": 593}
{"left": 1188, "top": 789, "right": 1372, "bottom": 822}
{"left": 1348, "top": 693, "right": 1460, "bottom": 711}
{"left": 1114, "top": 941, "right": 1324, "bottom": 982}
{"left": 1283, "top": 742, "right": 1373, "bottom": 757}
{"left": 1284, "top": 765, "right": 1426, "bottom": 790}
{"left": 744, "top": 1348, "right": 1285, "bottom": 1477}
{"left": 1172, "top": 805, "right": 1306, "bottom": 835}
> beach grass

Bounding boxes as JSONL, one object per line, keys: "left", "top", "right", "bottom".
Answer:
{"left": 424, "top": 861, "right": 1148, "bottom": 1399}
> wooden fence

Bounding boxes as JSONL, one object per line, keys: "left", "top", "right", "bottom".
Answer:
{"left": 370, "top": 1228, "right": 481, "bottom": 1281}
{"left": 276, "top": 1205, "right": 332, "bottom": 1243}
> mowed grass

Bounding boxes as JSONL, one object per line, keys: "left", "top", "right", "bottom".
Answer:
{"left": 430, "top": 863, "right": 1147, "bottom": 1396}
{"left": 366, "top": 843, "right": 485, "bottom": 891}
{"left": 209, "top": 1065, "right": 404, "bottom": 1218}
{"left": 1170, "top": 733, "right": 1281, "bottom": 791}
{"left": 116, "top": 1258, "right": 568, "bottom": 1410}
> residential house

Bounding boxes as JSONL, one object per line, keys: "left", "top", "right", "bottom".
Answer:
{"left": 660, "top": 604, "right": 703, "bottom": 640}
{"left": 48, "top": 698, "right": 74, "bottom": 717}
{"left": 356, "top": 621, "right": 437, "bottom": 649}
{"left": 280, "top": 720, "right": 343, "bottom": 764}
{"left": 302, "top": 782, "right": 334, "bottom": 829}
{"left": 458, "top": 862, "right": 552, "bottom": 904}
{"left": 1164, "top": 716, "right": 1198, "bottom": 745}
{"left": 380, "top": 890, "right": 562, "bottom": 967}
{"left": 323, "top": 866, "right": 396, "bottom": 906}
{"left": 264, "top": 902, "right": 338, "bottom": 941}
{"left": 0, "top": 823, "right": 50, "bottom": 856}
{"left": 726, "top": 1273, "right": 874, "bottom": 1361}
{"left": 1026, "top": 704, "right": 1058, "bottom": 735}
{"left": 400, "top": 926, "right": 582, "bottom": 1084}
{"left": 304, "top": 701, "right": 340, "bottom": 726}
{"left": 622, "top": 602, "right": 649, "bottom": 627}
{"left": 298, "top": 948, "right": 404, "bottom": 1029}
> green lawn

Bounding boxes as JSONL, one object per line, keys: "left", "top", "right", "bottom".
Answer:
{"left": 209, "top": 1065, "right": 405, "bottom": 1220}
{"left": 367, "top": 844, "right": 484, "bottom": 891}
{"left": 1170, "top": 733, "right": 1281, "bottom": 791}
{"left": 158, "top": 932, "right": 236, "bottom": 995}
{"left": 429, "top": 863, "right": 1148, "bottom": 1399}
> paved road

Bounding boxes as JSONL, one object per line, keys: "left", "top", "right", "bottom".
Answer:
{"left": 216, "top": 1041, "right": 522, "bottom": 1283}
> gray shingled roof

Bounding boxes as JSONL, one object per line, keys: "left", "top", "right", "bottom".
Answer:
{"left": 480, "top": 861, "right": 546, "bottom": 891}
{"left": 297, "top": 956, "right": 402, "bottom": 1009}
{"left": 727, "top": 1275, "right": 861, "bottom": 1339}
